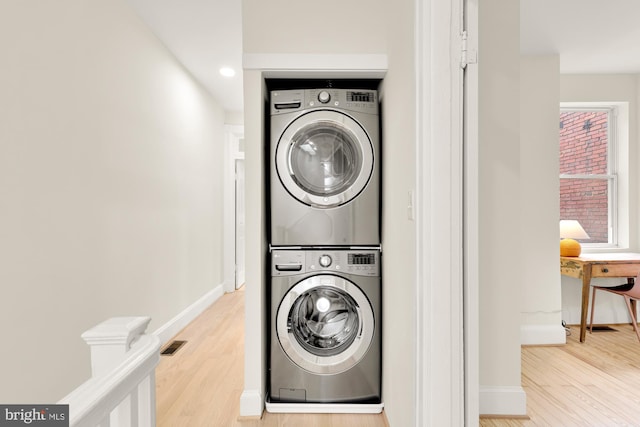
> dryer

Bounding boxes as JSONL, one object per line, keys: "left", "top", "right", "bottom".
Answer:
{"left": 269, "top": 248, "right": 381, "bottom": 404}
{"left": 270, "top": 88, "right": 380, "bottom": 246}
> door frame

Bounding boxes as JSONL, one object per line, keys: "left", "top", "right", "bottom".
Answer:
{"left": 235, "top": 157, "right": 246, "bottom": 289}
{"left": 224, "top": 124, "right": 245, "bottom": 293}
{"left": 414, "top": 0, "right": 478, "bottom": 425}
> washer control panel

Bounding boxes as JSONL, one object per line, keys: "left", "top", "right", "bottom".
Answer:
{"left": 272, "top": 249, "right": 380, "bottom": 277}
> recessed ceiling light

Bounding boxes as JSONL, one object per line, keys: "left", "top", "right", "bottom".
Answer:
{"left": 219, "top": 67, "right": 236, "bottom": 77}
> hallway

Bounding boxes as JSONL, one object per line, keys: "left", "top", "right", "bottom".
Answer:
{"left": 155, "top": 287, "right": 389, "bottom": 426}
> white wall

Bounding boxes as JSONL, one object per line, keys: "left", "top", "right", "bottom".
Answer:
{"left": 519, "top": 55, "right": 565, "bottom": 345}
{"left": 240, "top": 0, "right": 417, "bottom": 423}
{"left": 380, "top": 0, "right": 417, "bottom": 425}
{"left": 478, "top": 0, "right": 526, "bottom": 415}
{"left": 241, "top": 0, "right": 387, "bottom": 54}
{"left": 0, "top": 0, "right": 225, "bottom": 403}
{"left": 559, "top": 74, "right": 640, "bottom": 325}
{"left": 225, "top": 111, "right": 245, "bottom": 126}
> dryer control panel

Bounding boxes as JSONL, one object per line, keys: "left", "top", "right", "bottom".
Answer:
{"left": 272, "top": 249, "right": 380, "bottom": 277}
{"left": 271, "top": 88, "right": 378, "bottom": 116}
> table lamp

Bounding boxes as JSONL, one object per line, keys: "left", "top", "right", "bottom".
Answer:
{"left": 560, "top": 220, "right": 590, "bottom": 257}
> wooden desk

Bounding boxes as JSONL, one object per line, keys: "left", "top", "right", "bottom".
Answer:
{"left": 560, "top": 253, "right": 640, "bottom": 342}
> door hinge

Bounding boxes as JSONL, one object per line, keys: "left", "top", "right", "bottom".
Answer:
{"left": 460, "top": 30, "right": 477, "bottom": 69}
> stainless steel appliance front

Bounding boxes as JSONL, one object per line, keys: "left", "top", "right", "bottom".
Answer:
{"left": 269, "top": 248, "right": 381, "bottom": 403}
{"left": 270, "top": 88, "right": 380, "bottom": 246}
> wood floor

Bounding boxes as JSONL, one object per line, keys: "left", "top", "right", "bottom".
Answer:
{"left": 155, "top": 286, "right": 388, "bottom": 427}
{"left": 481, "top": 324, "right": 640, "bottom": 426}
{"left": 156, "top": 286, "right": 640, "bottom": 426}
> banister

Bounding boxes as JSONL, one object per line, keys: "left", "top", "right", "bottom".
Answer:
{"left": 58, "top": 318, "right": 161, "bottom": 427}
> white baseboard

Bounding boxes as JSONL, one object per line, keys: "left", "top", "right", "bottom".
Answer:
{"left": 266, "top": 402, "right": 383, "bottom": 414}
{"left": 223, "top": 279, "right": 235, "bottom": 294}
{"left": 240, "top": 389, "right": 264, "bottom": 417}
{"left": 479, "top": 386, "right": 527, "bottom": 416}
{"left": 521, "top": 324, "right": 567, "bottom": 345}
{"left": 153, "top": 283, "right": 224, "bottom": 344}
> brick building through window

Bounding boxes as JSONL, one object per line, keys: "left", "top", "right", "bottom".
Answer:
{"left": 559, "top": 110, "right": 611, "bottom": 244}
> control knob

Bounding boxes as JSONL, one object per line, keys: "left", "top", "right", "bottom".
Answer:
{"left": 319, "top": 254, "right": 332, "bottom": 268}
{"left": 318, "top": 91, "right": 331, "bottom": 104}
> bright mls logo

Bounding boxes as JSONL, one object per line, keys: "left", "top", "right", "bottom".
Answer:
{"left": 0, "top": 405, "right": 68, "bottom": 426}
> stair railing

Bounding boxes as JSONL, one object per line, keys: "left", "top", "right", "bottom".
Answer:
{"left": 58, "top": 317, "right": 161, "bottom": 427}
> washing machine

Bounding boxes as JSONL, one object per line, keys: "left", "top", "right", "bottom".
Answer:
{"left": 270, "top": 88, "right": 380, "bottom": 246}
{"left": 269, "top": 248, "right": 381, "bottom": 405}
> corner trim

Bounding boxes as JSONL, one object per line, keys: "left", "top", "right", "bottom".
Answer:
{"left": 240, "top": 389, "right": 264, "bottom": 417}
{"left": 521, "top": 324, "right": 567, "bottom": 346}
{"left": 479, "top": 386, "right": 527, "bottom": 416}
{"left": 152, "top": 284, "right": 224, "bottom": 344}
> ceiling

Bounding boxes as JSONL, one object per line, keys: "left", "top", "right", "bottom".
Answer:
{"left": 521, "top": 0, "right": 640, "bottom": 74}
{"left": 127, "top": 0, "right": 244, "bottom": 113}
{"left": 125, "top": 1, "right": 640, "bottom": 114}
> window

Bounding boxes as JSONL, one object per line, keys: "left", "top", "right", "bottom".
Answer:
{"left": 559, "top": 105, "right": 623, "bottom": 247}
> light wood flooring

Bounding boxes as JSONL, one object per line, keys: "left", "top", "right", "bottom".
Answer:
{"left": 155, "top": 286, "right": 388, "bottom": 427}
{"left": 481, "top": 324, "right": 640, "bottom": 426}
{"left": 156, "top": 286, "right": 640, "bottom": 426}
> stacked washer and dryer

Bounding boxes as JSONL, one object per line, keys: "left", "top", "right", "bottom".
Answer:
{"left": 267, "top": 86, "right": 382, "bottom": 412}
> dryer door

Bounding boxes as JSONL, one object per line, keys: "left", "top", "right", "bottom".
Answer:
{"left": 276, "top": 274, "right": 375, "bottom": 375}
{"left": 275, "top": 110, "right": 374, "bottom": 208}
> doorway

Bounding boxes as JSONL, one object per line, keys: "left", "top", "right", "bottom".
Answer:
{"left": 235, "top": 157, "right": 245, "bottom": 289}
{"left": 224, "top": 125, "right": 245, "bottom": 293}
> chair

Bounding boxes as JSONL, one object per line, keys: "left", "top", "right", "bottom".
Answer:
{"left": 589, "top": 275, "right": 640, "bottom": 342}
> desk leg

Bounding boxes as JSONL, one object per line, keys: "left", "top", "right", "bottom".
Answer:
{"left": 580, "top": 267, "right": 592, "bottom": 343}
{"left": 630, "top": 279, "right": 638, "bottom": 327}
{"left": 627, "top": 278, "right": 637, "bottom": 324}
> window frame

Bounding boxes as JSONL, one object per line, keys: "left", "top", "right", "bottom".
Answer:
{"left": 559, "top": 103, "right": 626, "bottom": 249}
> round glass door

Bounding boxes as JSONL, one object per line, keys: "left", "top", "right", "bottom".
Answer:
{"left": 276, "top": 275, "right": 375, "bottom": 375}
{"left": 276, "top": 111, "right": 374, "bottom": 208}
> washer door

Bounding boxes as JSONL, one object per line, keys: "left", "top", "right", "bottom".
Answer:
{"left": 276, "top": 274, "right": 375, "bottom": 375}
{"left": 275, "top": 110, "right": 374, "bottom": 208}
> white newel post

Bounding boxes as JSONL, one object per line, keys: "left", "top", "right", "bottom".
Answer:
{"left": 82, "top": 317, "right": 152, "bottom": 376}
{"left": 81, "top": 317, "right": 155, "bottom": 427}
